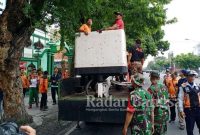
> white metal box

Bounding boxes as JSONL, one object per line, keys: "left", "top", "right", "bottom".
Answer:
{"left": 74, "top": 29, "right": 128, "bottom": 75}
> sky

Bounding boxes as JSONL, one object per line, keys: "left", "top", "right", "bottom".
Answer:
{"left": 1, "top": 0, "right": 199, "bottom": 67}
{"left": 144, "top": 0, "right": 200, "bottom": 67}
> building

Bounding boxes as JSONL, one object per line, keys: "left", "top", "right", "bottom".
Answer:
{"left": 20, "top": 29, "right": 74, "bottom": 75}
{"left": 20, "top": 29, "right": 53, "bottom": 74}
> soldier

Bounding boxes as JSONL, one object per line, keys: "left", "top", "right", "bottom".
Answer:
{"left": 148, "top": 72, "right": 169, "bottom": 135}
{"left": 123, "top": 73, "right": 154, "bottom": 135}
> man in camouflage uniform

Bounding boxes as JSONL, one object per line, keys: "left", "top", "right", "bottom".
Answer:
{"left": 123, "top": 73, "right": 154, "bottom": 135}
{"left": 148, "top": 72, "right": 169, "bottom": 135}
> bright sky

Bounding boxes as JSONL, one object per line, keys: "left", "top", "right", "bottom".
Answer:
{"left": 144, "top": 0, "right": 200, "bottom": 67}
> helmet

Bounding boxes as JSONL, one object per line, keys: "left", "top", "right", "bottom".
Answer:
{"left": 187, "top": 70, "right": 198, "bottom": 76}
{"left": 150, "top": 71, "right": 160, "bottom": 78}
{"left": 131, "top": 73, "right": 144, "bottom": 86}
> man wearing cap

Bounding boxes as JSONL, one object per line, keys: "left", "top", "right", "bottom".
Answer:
{"left": 128, "top": 39, "right": 144, "bottom": 75}
{"left": 178, "top": 70, "right": 200, "bottom": 135}
{"left": 102, "top": 11, "right": 124, "bottom": 31}
{"left": 122, "top": 73, "right": 153, "bottom": 135}
{"left": 148, "top": 72, "right": 169, "bottom": 135}
{"left": 177, "top": 69, "right": 188, "bottom": 130}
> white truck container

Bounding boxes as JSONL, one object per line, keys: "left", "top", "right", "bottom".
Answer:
{"left": 75, "top": 29, "right": 128, "bottom": 75}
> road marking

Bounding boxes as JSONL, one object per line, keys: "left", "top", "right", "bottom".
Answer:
{"left": 64, "top": 122, "right": 83, "bottom": 135}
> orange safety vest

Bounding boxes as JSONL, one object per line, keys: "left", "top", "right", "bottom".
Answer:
{"left": 183, "top": 84, "right": 200, "bottom": 108}
{"left": 39, "top": 78, "right": 48, "bottom": 93}
{"left": 21, "top": 75, "right": 30, "bottom": 88}
{"left": 167, "top": 78, "right": 178, "bottom": 98}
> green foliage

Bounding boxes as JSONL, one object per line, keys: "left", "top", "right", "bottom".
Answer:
{"left": 147, "top": 56, "right": 170, "bottom": 71}
{"left": 23, "top": 0, "right": 174, "bottom": 56}
{"left": 174, "top": 53, "right": 200, "bottom": 70}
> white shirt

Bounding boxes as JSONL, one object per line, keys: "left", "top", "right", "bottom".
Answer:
{"left": 178, "top": 82, "right": 198, "bottom": 112}
{"left": 30, "top": 78, "right": 37, "bottom": 88}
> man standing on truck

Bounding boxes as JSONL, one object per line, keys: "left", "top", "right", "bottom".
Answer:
{"left": 79, "top": 18, "right": 93, "bottom": 35}
{"left": 128, "top": 39, "right": 145, "bottom": 75}
{"left": 122, "top": 73, "right": 153, "bottom": 135}
{"left": 98, "top": 11, "right": 124, "bottom": 32}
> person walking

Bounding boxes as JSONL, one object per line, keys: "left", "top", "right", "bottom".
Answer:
{"left": 148, "top": 72, "right": 169, "bottom": 135}
{"left": 122, "top": 73, "right": 153, "bottom": 135}
{"left": 39, "top": 71, "right": 49, "bottom": 111}
{"left": 167, "top": 72, "right": 179, "bottom": 123}
{"left": 20, "top": 68, "right": 29, "bottom": 97}
{"left": 177, "top": 69, "right": 188, "bottom": 130}
{"left": 178, "top": 70, "right": 200, "bottom": 135}
{"left": 50, "top": 67, "right": 61, "bottom": 105}
{"left": 163, "top": 69, "right": 171, "bottom": 86}
{"left": 28, "top": 69, "right": 39, "bottom": 109}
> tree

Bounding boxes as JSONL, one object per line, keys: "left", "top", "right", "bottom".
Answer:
{"left": 49, "top": 0, "right": 175, "bottom": 56}
{"left": 0, "top": 0, "right": 46, "bottom": 122}
{"left": 0, "top": 0, "right": 174, "bottom": 122}
{"left": 174, "top": 53, "right": 200, "bottom": 70}
{"left": 147, "top": 56, "right": 170, "bottom": 71}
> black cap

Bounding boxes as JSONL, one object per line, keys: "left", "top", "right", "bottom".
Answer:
{"left": 43, "top": 71, "right": 48, "bottom": 75}
{"left": 150, "top": 71, "right": 160, "bottom": 78}
{"left": 114, "top": 11, "right": 123, "bottom": 16}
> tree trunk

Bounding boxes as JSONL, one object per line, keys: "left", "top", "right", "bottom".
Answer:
{"left": 0, "top": 0, "right": 34, "bottom": 123}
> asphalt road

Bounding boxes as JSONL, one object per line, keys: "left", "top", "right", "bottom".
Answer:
{"left": 68, "top": 73, "right": 199, "bottom": 135}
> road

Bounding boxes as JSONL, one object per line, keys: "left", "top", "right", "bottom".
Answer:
{"left": 68, "top": 73, "right": 199, "bottom": 135}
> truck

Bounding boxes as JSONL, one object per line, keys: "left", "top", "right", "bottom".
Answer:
{"left": 58, "top": 29, "right": 130, "bottom": 124}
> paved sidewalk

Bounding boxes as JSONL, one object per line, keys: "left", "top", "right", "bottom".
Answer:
{"left": 24, "top": 91, "right": 76, "bottom": 135}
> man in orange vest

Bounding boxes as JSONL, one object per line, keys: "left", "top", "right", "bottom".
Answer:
{"left": 178, "top": 70, "right": 200, "bottom": 135}
{"left": 20, "top": 68, "right": 29, "bottom": 97}
{"left": 167, "top": 72, "right": 179, "bottom": 123}
{"left": 39, "top": 71, "right": 49, "bottom": 111}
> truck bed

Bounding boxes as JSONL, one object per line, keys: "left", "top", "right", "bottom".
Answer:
{"left": 58, "top": 87, "right": 129, "bottom": 123}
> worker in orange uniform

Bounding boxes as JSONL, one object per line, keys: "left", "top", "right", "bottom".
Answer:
{"left": 163, "top": 69, "right": 171, "bottom": 86}
{"left": 20, "top": 68, "right": 29, "bottom": 97}
{"left": 61, "top": 61, "right": 70, "bottom": 79}
{"left": 79, "top": 18, "right": 93, "bottom": 35}
{"left": 166, "top": 72, "right": 179, "bottom": 123}
{"left": 39, "top": 71, "right": 49, "bottom": 111}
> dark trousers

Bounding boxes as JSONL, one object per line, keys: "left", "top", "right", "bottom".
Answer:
{"left": 23, "top": 88, "right": 28, "bottom": 97}
{"left": 185, "top": 108, "right": 200, "bottom": 135}
{"left": 51, "top": 87, "right": 58, "bottom": 103}
{"left": 40, "top": 93, "right": 47, "bottom": 109}
{"left": 170, "top": 100, "right": 177, "bottom": 121}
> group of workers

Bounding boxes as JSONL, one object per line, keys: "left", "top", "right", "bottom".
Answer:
{"left": 20, "top": 62, "right": 69, "bottom": 111}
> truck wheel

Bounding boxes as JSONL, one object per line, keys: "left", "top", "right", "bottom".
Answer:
{"left": 85, "top": 80, "right": 96, "bottom": 95}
